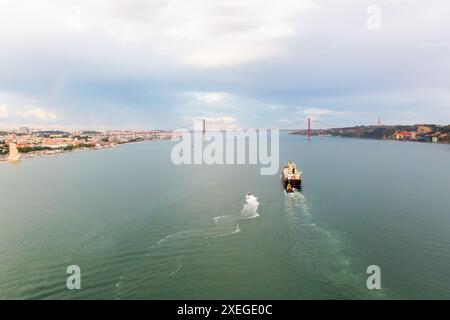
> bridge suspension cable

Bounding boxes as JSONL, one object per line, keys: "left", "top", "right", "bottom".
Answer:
{"left": 270, "top": 119, "right": 306, "bottom": 130}
{"left": 313, "top": 119, "right": 340, "bottom": 129}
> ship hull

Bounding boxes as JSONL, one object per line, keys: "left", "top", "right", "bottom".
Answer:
{"left": 281, "top": 162, "right": 302, "bottom": 190}
{"left": 281, "top": 176, "right": 302, "bottom": 189}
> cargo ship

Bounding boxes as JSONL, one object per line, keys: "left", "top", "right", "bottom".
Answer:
{"left": 281, "top": 160, "right": 302, "bottom": 191}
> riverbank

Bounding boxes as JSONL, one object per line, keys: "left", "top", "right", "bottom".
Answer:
{"left": 0, "top": 138, "right": 170, "bottom": 164}
{"left": 292, "top": 124, "right": 450, "bottom": 144}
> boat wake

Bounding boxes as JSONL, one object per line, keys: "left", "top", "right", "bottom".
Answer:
{"left": 213, "top": 215, "right": 233, "bottom": 225}
{"left": 215, "top": 224, "right": 241, "bottom": 238}
{"left": 240, "top": 193, "right": 260, "bottom": 219}
{"left": 285, "top": 190, "right": 310, "bottom": 215}
{"left": 210, "top": 193, "right": 259, "bottom": 237}
{"left": 282, "top": 193, "right": 384, "bottom": 299}
{"left": 114, "top": 193, "right": 260, "bottom": 299}
{"left": 169, "top": 264, "right": 183, "bottom": 276}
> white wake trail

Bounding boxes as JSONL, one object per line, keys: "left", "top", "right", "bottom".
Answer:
{"left": 241, "top": 193, "right": 260, "bottom": 219}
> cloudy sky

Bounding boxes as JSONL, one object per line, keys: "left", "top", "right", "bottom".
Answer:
{"left": 0, "top": 0, "right": 449, "bottom": 130}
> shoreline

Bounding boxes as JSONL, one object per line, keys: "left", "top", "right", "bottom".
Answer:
{"left": 2, "top": 135, "right": 448, "bottom": 165}
{"left": 0, "top": 138, "right": 170, "bottom": 165}
{"left": 291, "top": 133, "right": 450, "bottom": 145}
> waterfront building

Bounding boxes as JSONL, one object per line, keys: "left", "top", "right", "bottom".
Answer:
{"left": 8, "top": 143, "right": 21, "bottom": 162}
{"left": 394, "top": 131, "right": 417, "bottom": 141}
{"left": 417, "top": 125, "right": 432, "bottom": 134}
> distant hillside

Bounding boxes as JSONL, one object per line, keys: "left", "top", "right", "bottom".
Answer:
{"left": 292, "top": 124, "right": 450, "bottom": 143}
{"left": 35, "top": 130, "right": 71, "bottom": 137}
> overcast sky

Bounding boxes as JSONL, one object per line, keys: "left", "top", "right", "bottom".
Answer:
{"left": 0, "top": 0, "right": 449, "bottom": 130}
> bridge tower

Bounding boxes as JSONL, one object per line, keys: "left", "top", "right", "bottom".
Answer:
{"left": 308, "top": 117, "right": 311, "bottom": 141}
{"left": 202, "top": 119, "right": 206, "bottom": 138}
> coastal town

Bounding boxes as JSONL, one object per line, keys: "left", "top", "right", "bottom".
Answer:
{"left": 2, "top": 123, "right": 449, "bottom": 163}
{"left": 293, "top": 124, "right": 450, "bottom": 144}
{"left": 0, "top": 128, "right": 174, "bottom": 162}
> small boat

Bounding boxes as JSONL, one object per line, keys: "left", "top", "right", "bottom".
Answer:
{"left": 281, "top": 160, "right": 302, "bottom": 190}
{"left": 246, "top": 192, "right": 257, "bottom": 201}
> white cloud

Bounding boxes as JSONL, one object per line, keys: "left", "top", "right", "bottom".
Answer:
{"left": 293, "top": 107, "right": 374, "bottom": 128}
{"left": 193, "top": 92, "right": 229, "bottom": 105}
{"left": 0, "top": 0, "right": 318, "bottom": 68}
{"left": 184, "top": 115, "right": 239, "bottom": 129}
{"left": 0, "top": 104, "right": 9, "bottom": 118}
{"left": 179, "top": 91, "right": 285, "bottom": 128}
{"left": 302, "top": 108, "right": 336, "bottom": 118}
{"left": 180, "top": 91, "right": 239, "bottom": 116}
{"left": 104, "top": 0, "right": 317, "bottom": 67}
{"left": 205, "top": 115, "right": 237, "bottom": 124}
{"left": 1, "top": 1, "right": 450, "bottom": 127}
{"left": 16, "top": 107, "right": 59, "bottom": 121}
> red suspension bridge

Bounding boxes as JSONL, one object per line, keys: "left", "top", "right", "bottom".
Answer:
{"left": 169, "top": 117, "right": 340, "bottom": 141}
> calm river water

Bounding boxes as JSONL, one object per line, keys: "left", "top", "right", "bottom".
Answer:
{"left": 1, "top": 135, "right": 449, "bottom": 299}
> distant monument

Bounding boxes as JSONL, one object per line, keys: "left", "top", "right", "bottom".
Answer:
{"left": 8, "top": 142, "right": 21, "bottom": 162}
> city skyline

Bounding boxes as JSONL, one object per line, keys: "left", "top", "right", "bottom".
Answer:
{"left": 1, "top": 0, "right": 450, "bottom": 130}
